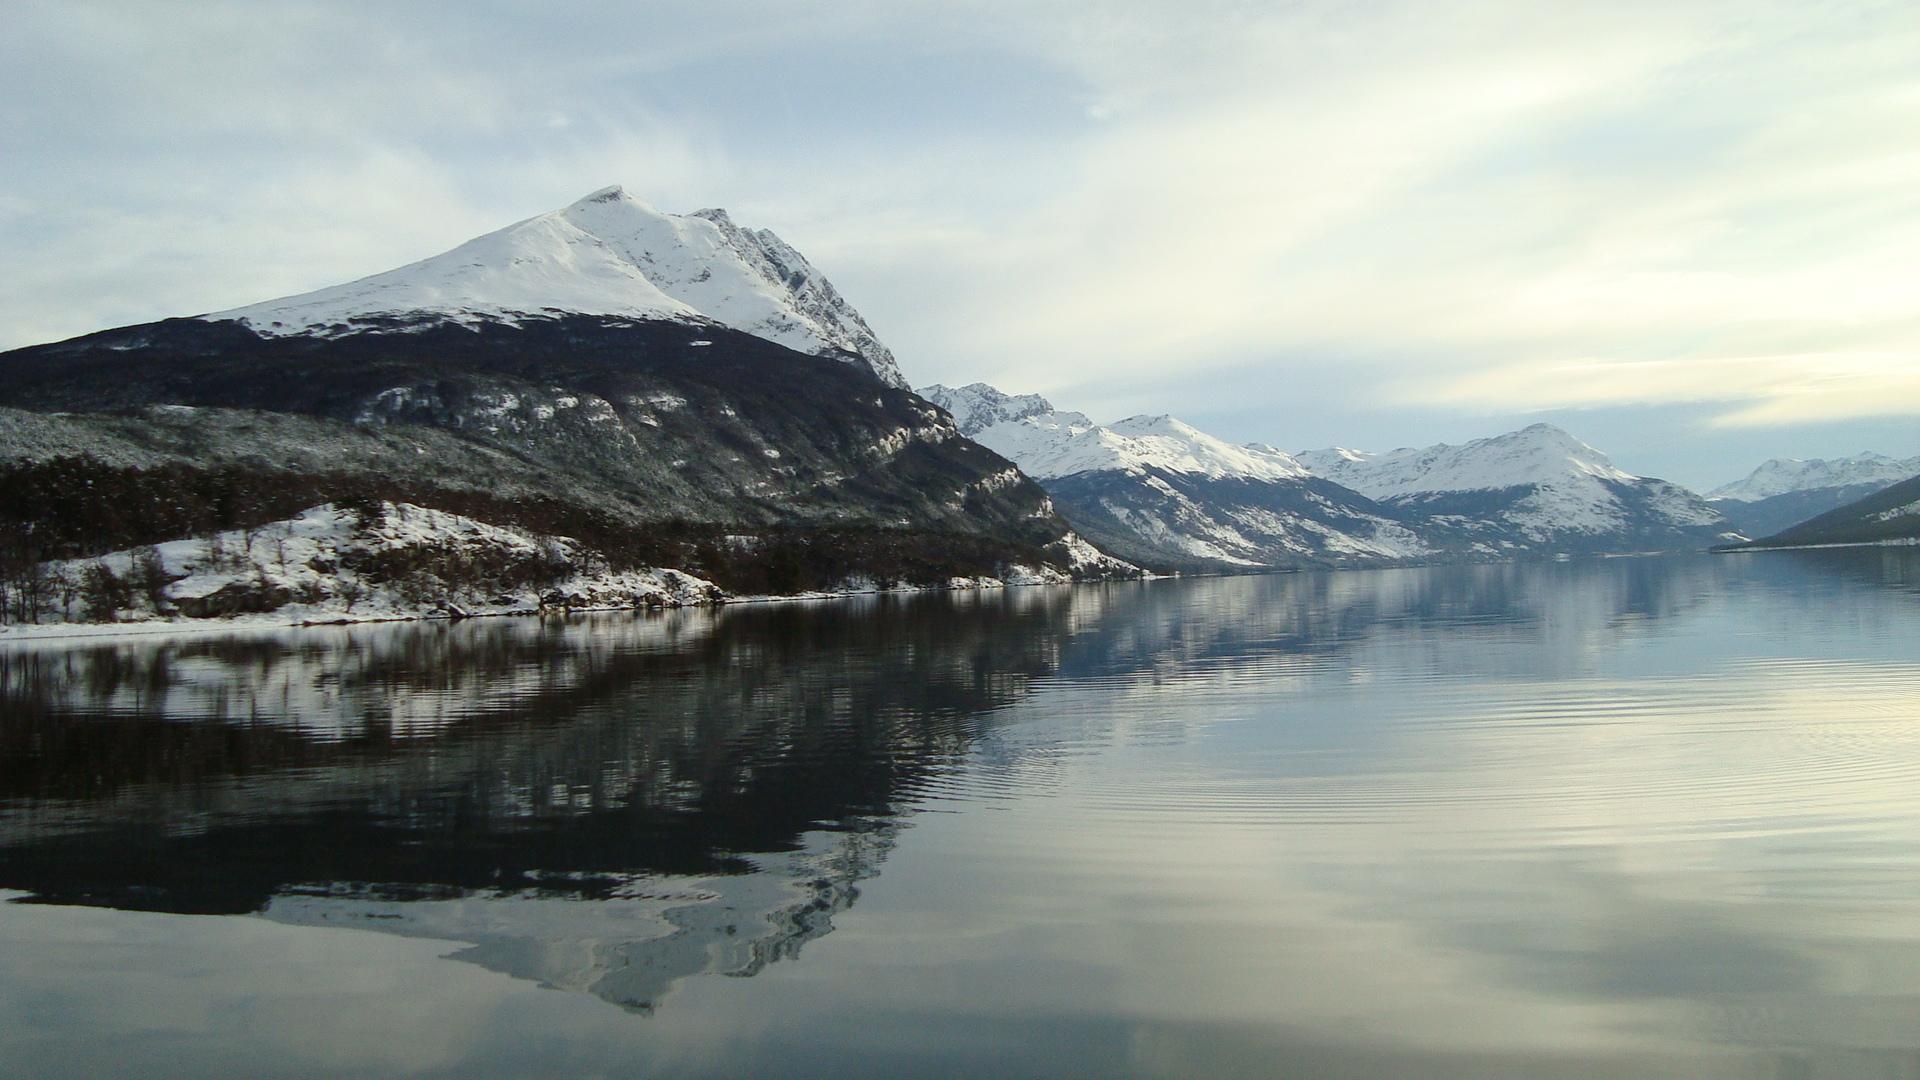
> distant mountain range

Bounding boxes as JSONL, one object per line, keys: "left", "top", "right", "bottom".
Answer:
{"left": 921, "top": 384, "right": 1739, "bottom": 570}
{"left": 1706, "top": 453, "right": 1920, "bottom": 539}
{"left": 1294, "top": 425, "right": 1736, "bottom": 555}
{"left": 923, "top": 384, "right": 1423, "bottom": 569}
{"left": 1726, "top": 473, "right": 1920, "bottom": 550}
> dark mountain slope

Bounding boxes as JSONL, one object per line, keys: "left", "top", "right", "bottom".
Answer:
{"left": 0, "top": 316, "right": 1113, "bottom": 596}
{"left": 1710, "top": 483, "right": 1909, "bottom": 539}
{"left": 1735, "top": 474, "right": 1920, "bottom": 549}
{"left": 0, "top": 317, "right": 1032, "bottom": 528}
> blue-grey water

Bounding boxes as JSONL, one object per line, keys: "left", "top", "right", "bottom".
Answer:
{"left": 2, "top": 550, "right": 1919, "bottom": 1078}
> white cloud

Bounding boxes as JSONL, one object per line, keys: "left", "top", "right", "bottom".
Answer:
{"left": 819, "top": 1, "right": 1920, "bottom": 433}
{"left": 1404, "top": 353, "right": 1920, "bottom": 427}
{"left": 5, "top": 0, "right": 1917, "bottom": 449}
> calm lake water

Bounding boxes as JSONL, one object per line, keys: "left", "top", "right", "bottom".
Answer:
{"left": 3, "top": 551, "right": 1919, "bottom": 1078}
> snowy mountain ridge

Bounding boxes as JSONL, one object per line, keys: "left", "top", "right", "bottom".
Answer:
{"left": 912, "top": 384, "right": 1422, "bottom": 568}
{"left": 919, "top": 383, "right": 1057, "bottom": 437}
{"left": 929, "top": 382, "right": 1738, "bottom": 564}
{"left": 205, "top": 185, "right": 906, "bottom": 387}
{"left": 1708, "top": 452, "right": 1920, "bottom": 502}
{"left": 1297, "top": 424, "right": 1732, "bottom": 547}
{"left": 1294, "top": 424, "right": 1636, "bottom": 499}
{"left": 965, "top": 409, "right": 1312, "bottom": 483}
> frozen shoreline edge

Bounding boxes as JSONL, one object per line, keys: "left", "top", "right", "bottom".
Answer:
{"left": 0, "top": 576, "right": 1169, "bottom": 649}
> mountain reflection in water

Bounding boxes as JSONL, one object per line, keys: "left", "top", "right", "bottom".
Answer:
{"left": 0, "top": 592, "right": 1069, "bottom": 1010}
{"left": 2, "top": 550, "right": 1919, "bottom": 1075}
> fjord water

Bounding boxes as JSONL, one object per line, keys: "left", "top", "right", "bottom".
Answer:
{"left": 3, "top": 552, "right": 1919, "bottom": 1078}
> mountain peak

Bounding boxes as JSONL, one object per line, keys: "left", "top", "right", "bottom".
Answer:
{"left": 971, "top": 408, "right": 1307, "bottom": 483}
{"left": 1298, "top": 424, "right": 1634, "bottom": 498}
{"left": 917, "top": 382, "right": 1056, "bottom": 436}
{"left": 1310, "top": 446, "right": 1373, "bottom": 465}
{"left": 200, "top": 186, "right": 906, "bottom": 387}
{"left": 1708, "top": 451, "right": 1920, "bottom": 502}
{"left": 1512, "top": 422, "right": 1591, "bottom": 449}
{"left": 574, "top": 184, "right": 630, "bottom": 205}
{"left": 1107, "top": 414, "right": 1209, "bottom": 443}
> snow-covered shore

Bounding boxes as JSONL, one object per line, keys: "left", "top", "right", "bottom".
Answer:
{"left": 0, "top": 501, "right": 1097, "bottom": 646}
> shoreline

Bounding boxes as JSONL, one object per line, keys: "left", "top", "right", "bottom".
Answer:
{"left": 1714, "top": 537, "right": 1920, "bottom": 554}
{"left": 23, "top": 541, "right": 1900, "bottom": 647}
{"left": 0, "top": 576, "right": 1119, "bottom": 648}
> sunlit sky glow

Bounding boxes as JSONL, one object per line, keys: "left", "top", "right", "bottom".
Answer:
{"left": 6, "top": 0, "right": 1918, "bottom": 487}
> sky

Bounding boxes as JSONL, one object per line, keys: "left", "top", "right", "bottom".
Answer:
{"left": 5, "top": 0, "right": 1919, "bottom": 490}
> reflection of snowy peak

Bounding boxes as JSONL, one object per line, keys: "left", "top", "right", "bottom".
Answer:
{"left": 1298, "top": 424, "right": 1735, "bottom": 551}
{"left": 1708, "top": 452, "right": 1920, "bottom": 502}
{"left": 918, "top": 383, "right": 1057, "bottom": 436}
{"left": 1296, "top": 424, "right": 1632, "bottom": 498}
{"left": 265, "top": 824, "right": 895, "bottom": 1015}
{"left": 206, "top": 185, "right": 905, "bottom": 387}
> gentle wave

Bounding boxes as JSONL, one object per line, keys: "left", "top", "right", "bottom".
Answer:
{"left": 911, "top": 659, "right": 1920, "bottom": 837}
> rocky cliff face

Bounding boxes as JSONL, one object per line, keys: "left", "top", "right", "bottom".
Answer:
{"left": 919, "top": 382, "right": 1058, "bottom": 436}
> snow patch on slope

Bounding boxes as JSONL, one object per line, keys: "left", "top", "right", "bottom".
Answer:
{"left": 1051, "top": 531, "right": 1143, "bottom": 578}
{"left": 204, "top": 185, "right": 905, "bottom": 387}
{"left": 1871, "top": 498, "right": 1920, "bottom": 524}
{"left": 1505, "top": 481, "right": 1627, "bottom": 539}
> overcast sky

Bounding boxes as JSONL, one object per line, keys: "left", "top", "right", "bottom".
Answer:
{"left": 7, "top": 0, "right": 1919, "bottom": 488}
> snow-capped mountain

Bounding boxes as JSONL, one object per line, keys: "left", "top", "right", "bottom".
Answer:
{"left": 1704, "top": 452, "right": 1920, "bottom": 538}
{"left": 0, "top": 191, "right": 1147, "bottom": 625}
{"left": 1297, "top": 425, "right": 1739, "bottom": 553}
{"left": 983, "top": 412, "right": 1315, "bottom": 484}
{"left": 923, "top": 386, "right": 1426, "bottom": 570}
{"left": 1295, "top": 424, "right": 1633, "bottom": 499}
{"left": 1708, "top": 452, "right": 1920, "bottom": 502}
{"left": 919, "top": 383, "right": 1056, "bottom": 436}
{"left": 206, "top": 185, "right": 905, "bottom": 388}
{"left": 924, "top": 386, "right": 1312, "bottom": 487}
